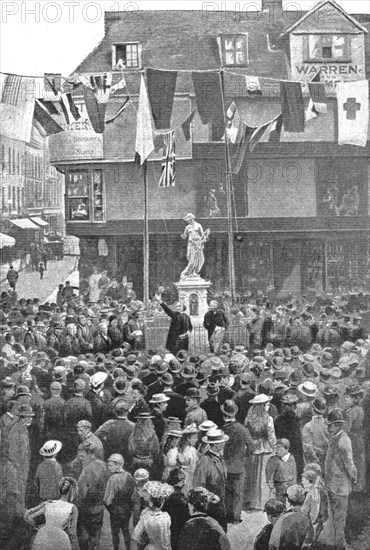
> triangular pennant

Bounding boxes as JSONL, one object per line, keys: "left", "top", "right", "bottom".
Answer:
{"left": 33, "top": 99, "right": 64, "bottom": 136}
{"left": 135, "top": 74, "right": 154, "bottom": 165}
{"left": 181, "top": 109, "right": 196, "bottom": 141}
{"left": 146, "top": 68, "right": 178, "bottom": 130}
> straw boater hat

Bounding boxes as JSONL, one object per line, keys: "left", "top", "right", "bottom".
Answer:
{"left": 198, "top": 420, "right": 217, "bottom": 432}
{"left": 327, "top": 409, "right": 346, "bottom": 424}
{"left": 167, "top": 429, "right": 183, "bottom": 438}
{"left": 202, "top": 428, "right": 229, "bottom": 444}
{"left": 137, "top": 412, "right": 155, "bottom": 420}
{"left": 90, "top": 372, "right": 108, "bottom": 388}
{"left": 249, "top": 394, "right": 272, "bottom": 405}
{"left": 149, "top": 393, "right": 170, "bottom": 404}
{"left": 182, "top": 423, "right": 199, "bottom": 434}
{"left": 134, "top": 469, "right": 150, "bottom": 482}
{"left": 183, "top": 213, "right": 195, "bottom": 222}
{"left": 298, "top": 381, "right": 319, "bottom": 398}
{"left": 39, "top": 440, "right": 62, "bottom": 457}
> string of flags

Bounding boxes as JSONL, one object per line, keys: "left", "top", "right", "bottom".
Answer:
{"left": 0, "top": 68, "right": 369, "bottom": 187}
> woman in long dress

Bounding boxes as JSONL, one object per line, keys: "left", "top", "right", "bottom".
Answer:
{"left": 128, "top": 412, "right": 161, "bottom": 479}
{"left": 24, "top": 477, "right": 79, "bottom": 550}
{"left": 162, "top": 431, "right": 182, "bottom": 482}
{"left": 88, "top": 267, "right": 101, "bottom": 303}
{"left": 178, "top": 423, "right": 199, "bottom": 495}
{"left": 133, "top": 481, "right": 173, "bottom": 550}
{"left": 244, "top": 395, "right": 276, "bottom": 510}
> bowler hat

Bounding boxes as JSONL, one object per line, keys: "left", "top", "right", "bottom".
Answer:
{"left": 184, "top": 387, "right": 200, "bottom": 400}
{"left": 181, "top": 365, "right": 195, "bottom": 379}
{"left": 206, "top": 383, "right": 219, "bottom": 396}
{"left": 286, "top": 485, "right": 305, "bottom": 505}
{"left": 161, "top": 372, "right": 174, "bottom": 386}
{"left": 322, "top": 386, "right": 339, "bottom": 397}
{"left": 177, "top": 350, "right": 189, "bottom": 363}
{"left": 113, "top": 377, "right": 127, "bottom": 394}
{"left": 240, "top": 372, "right": 253, "bottom": 386}
{"left": 155, "top": 361, "right": 168, "bottom": 375}
{"left": 319, "top": 368, "right": 331, "bottom": 382}
{"left": 290, "top": 346, "right": 301, "bottom": 358}
{"left": 345, "top": 384, "right": 364, "bottom": 397}
{"left": 321, "top": 352, "right": 333, "bottom": 366}
{"left": 134, "top": 468, "right": 150, "bottom": 481}
{"left": 195, "top": 371, "right": 209, "bottom": 384}
{"left": 289, "top": 369, "right": 303, "bottom": 387}
{"left": 14, "top": 403, "right": 34, "bottom": 417}
{"left": 330, "top": 367, "right": 341, "bottom": 380}
{"left": 18, "top": 356, "right": 28, "bottom": 368}
{"left": 220, "top": 343, "right": 231, "bottom": 355}
{"left": 272, "top": 357, "right": 284, "bottom": 370}
{"left": 137, "top": 412, "right": 155, "bottom": 420}
{"left": 327, "top": 409, "right": 345, "bottom": 424}
{"left": 221, "top": 399, "right": 238, "bottom": 417}
{"left": 312, "top": 397, "right": 327, "bottom": 415}
{"left": 302, "top": 363, "right": 319, "bottom": 379}
{"left": 16, "top": 385, "right": 32, "bottom": 397}
{"left": 264, "top": 498, "right": 284, "bottom": 517}
{"left": 281, "top": 391, "right": 299, "bottom": 404}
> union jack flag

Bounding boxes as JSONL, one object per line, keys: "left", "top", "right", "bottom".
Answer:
{"left": 158, "top": 130, "right": 176, "bottom": 187}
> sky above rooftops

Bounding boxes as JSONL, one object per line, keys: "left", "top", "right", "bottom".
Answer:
{"left": 0, "top": 1, "right": 369, "bottom": 77}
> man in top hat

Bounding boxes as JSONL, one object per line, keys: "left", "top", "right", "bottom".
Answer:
{"left": 221, "top": 400, "right": 255, "bottom": 524}
{"left": 269, "top": 484, "right": 313, "bottom": 550}
{"left": 203, "top": 300, "right": 228, "bottom": 354}
{"left": 274, "top": 392, "right": 305, "bottom": 478}
{"left": 95, "top": 400, "right": 135, "bottom": 471}
{"left": 193, "top": 428, "right": 229, "bottom": 528}
{"left": 318, "top": 410, "right": 357, "bottom": 550}
{"left": 184, "top": 387, "right": 207, "bottom": 428}
{"left": 301, "top": 397, "right": 328, "bottom": 472}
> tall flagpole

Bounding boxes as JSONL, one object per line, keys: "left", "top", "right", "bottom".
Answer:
{"left": 143, "top": 160, "right": 150, "bottom": 310}
{"left": 220, "top": 70, "right": 236, "bottom": 301}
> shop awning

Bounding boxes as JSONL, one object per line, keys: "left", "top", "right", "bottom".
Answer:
{"left": 9, "top": 218, "right": 40, "bottom": 230}
{"left": 0, "top": 233, "right": 16, "bottom": 249}
{"left": 30, "top": 217, "right": 49, "bottom": 227}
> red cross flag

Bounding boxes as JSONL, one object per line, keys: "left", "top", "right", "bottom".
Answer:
{"left": 337, "top": 80, "right": 369, "bottom": 147}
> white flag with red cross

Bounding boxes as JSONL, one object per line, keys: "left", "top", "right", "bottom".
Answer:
{"left": 337, "top": 80, "right": 369, "bottom": 147}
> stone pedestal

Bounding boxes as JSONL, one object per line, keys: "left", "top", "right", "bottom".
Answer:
{"left": 175, "top": 276, "right": 212, "bottom": 319}
{"left": 175, "top": 275, "right": 212, "bottom": 352}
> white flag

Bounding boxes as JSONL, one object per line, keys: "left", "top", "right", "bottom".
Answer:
{"left": 135, "top": 75, "right": 154, "bottom": 164}
{"left": 337, "top": 80, "right": 369, "bottom": 147}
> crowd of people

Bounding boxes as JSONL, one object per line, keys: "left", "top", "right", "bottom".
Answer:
{"left": 0, "top": 278, "right": 369, "bottom": 550}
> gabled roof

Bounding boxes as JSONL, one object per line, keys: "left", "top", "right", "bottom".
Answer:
{"left": 72, "top": 10, "right": 293, "bottom": 81}
{"left": 282, "top": 0, "right": 368, "bottom": 36}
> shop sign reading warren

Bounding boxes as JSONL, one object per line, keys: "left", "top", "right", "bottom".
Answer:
{"left": 49, "top": 114, "right": 103, "bottom": 162}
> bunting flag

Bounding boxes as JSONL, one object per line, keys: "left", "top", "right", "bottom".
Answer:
{"left": 337, "top": 80, "right": 369, "bottom": 147}
{"left": 306, "top": 81, "right": 328, "bottom": 122}
{"left": 44, "top": 73, "right": 62, "bottom": 100}
{"left": 259, "top": 114, "right": 283, "bottom": 143}
{"left": 249, "top": 113, "right": 282, "bottom": 151}
{"left": 33, "top": 99, "right": 64, "bottom": 136}
{"left": 280, "top": 81, "right": 305, "bottom": 133}
{"left": 111, "top": 76, "right": 127, "bottom": 95}
{"left": 225, "top": 101, "right": 244, "bottom": 144}
{"left": 59, "top": 93, "right": 81, "bottom": 125}
{"left": 158, "top": 131, "right": 176, "bottom": 187}
{"left": 231, "top": 123, "right": 257, "bottom": 174}
{"left": 83, "top": 73, "right": 112, "bottom": 133}
{"left": 0, "top": 74, "right": 35, "bottom": 142}
{"left": 245, "top": 75, "right": 262, "bottom": 96}
{"left": 192, "top": 71, "right": 223, "bottom": 126}
{"left": 105, "top": 96, "right": 131, "bottom": 124}
{"left": 181, "top": 109, "right": 196, "bottom": 141}
{"left": 135, "top": 74, "right": 154, "bottom": 165}
{"left": 146, "top": 68, "right": 178, "bottom": 130}
{"left": 38, "top": 99, "right": 60, "bottom": 115}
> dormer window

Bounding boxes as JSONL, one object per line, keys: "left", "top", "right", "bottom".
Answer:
{"left": 220, "top": 34, "right": 249, "bottom": 67}
{"left": 305, "top": 35, "right": 351, "bottom": 63}
{"left": 112, "top": 43, "right": 140, "bottom": 70}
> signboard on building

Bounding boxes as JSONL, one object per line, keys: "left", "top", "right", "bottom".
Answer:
{"left": 49, "top": 109, "right": 103, "bottom": 162}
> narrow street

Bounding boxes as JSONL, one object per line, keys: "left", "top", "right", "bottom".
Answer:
{"left": 1, "top": 256, "right": 78, "bottom": 303}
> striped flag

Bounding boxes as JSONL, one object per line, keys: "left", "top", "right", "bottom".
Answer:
{"left": 1, "top": 74, "right": 23, "bottom": 105}
{"left": 0, "top": 74, "right": 35, "bottom": 142}
{"left": 158, "top": 131, "right": 176, "bottom": 187}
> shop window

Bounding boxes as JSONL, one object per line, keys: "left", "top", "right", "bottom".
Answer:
{"left": 220, "top": 35, "right": 249, "bottom": 67}
{"left": 67, "top": 168, "right": 105, "bottom": 223}
{"left": 305, "top": 35, "right": 351, "bottom": 62}
{"left": 112, "top": 43, "right": 140, "bottom": 69}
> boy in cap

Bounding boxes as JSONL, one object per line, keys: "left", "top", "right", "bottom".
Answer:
{"left": 104, "top": 453, "right": 135, "bottom": 550}
{"left": 34, "top": 440, "right": 63, "bottom": 501}
{"left": 265, "top": 438, "right": 297, "bottom": 504}
{"left": 132, "top": 469, "right": 150, "bottom": 526}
